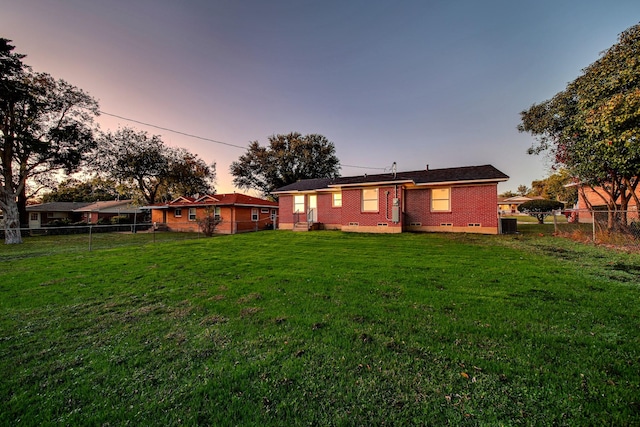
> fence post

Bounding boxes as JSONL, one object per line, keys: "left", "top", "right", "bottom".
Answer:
{"left": 592, "top": 211, "right": 596, "bottom": 242}
{"left": 89, "top": 224, "right": 93, "bottom": 252}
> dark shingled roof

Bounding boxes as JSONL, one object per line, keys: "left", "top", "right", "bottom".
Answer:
{"left": 273, "top": 177, "right": 337, "bottom": 193}
{"left": 26, "top": 202, "right": 92, "bottom": 212}
{"left": 273, "top": 165, "right": 508, "bottom": 192}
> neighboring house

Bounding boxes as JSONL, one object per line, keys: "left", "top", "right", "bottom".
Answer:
{"left": 148, "top": 193, "right": 278, "bottom": 234}
{"left": 25, "top": 202, "right": 91, "bottom": 229}
{"left": 74, "top": 200, "right": 146, "bottom": 224}
{"left": 273, "top": 164, "right": 509, "bottom": 234}
{"left": 576, "top": 184, "right": 639, "bottom": 224}
{"left": 497, "top": 196, "right": 544, "bottom": 214}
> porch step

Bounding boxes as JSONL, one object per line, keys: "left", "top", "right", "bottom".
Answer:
{"left": 293, "top": 222, "right": 310, "bottom": 232}
{"left": 293, "top": 222, "right": 321, "bottom": 232}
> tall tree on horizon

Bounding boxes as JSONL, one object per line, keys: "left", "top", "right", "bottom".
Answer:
{"left": 1, "top": 38, "right": 99, "bottom": 244}
{"left": 230, "top": 132, "right": 340, "bottom": 197}
{"left": 95, "top": 127, "right": 216, "bottom": 205}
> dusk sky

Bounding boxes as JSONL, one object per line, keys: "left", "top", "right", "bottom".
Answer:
{"left": 2, "top": 1, "right": 639, "bottom": 194}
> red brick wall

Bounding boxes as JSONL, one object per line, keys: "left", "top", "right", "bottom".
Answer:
{"left": 404, "top": 184, "right": 498, "bottom": 227}
{"left": 276, "top": 184, "right": 498, "bottom": 233}
{"left": 317, "top": 193, "right": 342, "bottom": 226}
{"left": 233, "top": 206, "right": 275, "bottom": 233}
{"left": 278, "top": 195, "right": 294, "bottom": 224}
{"left": 152, "top": 205, "right": 276, "bottom": 233}
{"left": 341, "top": 186, "right": 402, "bottom": 229}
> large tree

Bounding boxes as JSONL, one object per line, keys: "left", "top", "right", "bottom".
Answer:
{"left": 1, "top": 39, "right": 99, "bottom": 244}
{"left": 530, "top": 169, "right": 578, "bottom": 205}
{"left": 41, "top": 176, "right": 131, "bottom": 203}
{"left": 95, "top": 127, "right": 215, "bottom": 205}
{"left": 519, "top": 24, "right": 640, "bottom": 230}
{"left": 230, "top": 132, "right": 340, "bottom": 197}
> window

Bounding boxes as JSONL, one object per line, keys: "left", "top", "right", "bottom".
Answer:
{"left": 174, "top": 208, "right": 182, "bottom": 217}
{"left": 431, "top": 188, "right": 450, "bottom": 212}
{"left": 293, "top": 195, "right": 305, "bottom": 213}
{"left": 251, "top": 208, "right": 259, "bottom": 221}
{"left": 47, "top": 212, "right": 54, "bottom": 218}
{"left": 332, "top": 192, "right": 342, "bottom": 207}
{"left": 214, "top": 206, "right": 221, "bottom": 221}
{"left": 30, "top": 212, "right": 39, "bottom": 221}
{"left": 188, "top": 208, "right": 196, "bottom": 221}
{"left": 271, "top": 209, "right": 277, "bottom": 221}
{"left": 261, "top": 208, "right": 269, "bottom": 214}
{"left": 362, "top": 188, "right": 378, "bottom": 212}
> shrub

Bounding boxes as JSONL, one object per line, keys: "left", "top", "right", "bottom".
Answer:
{"left": 46, "top": 218, "right": 71, "bottom": 227}
{"left": 110, "top": 215, "right": 132, "bottom": 225}
{"left": 517, "top": 199, "right": 564, "bottom": 224}
{"left": 197, "top": 210, "right": 220, "bottom": 237}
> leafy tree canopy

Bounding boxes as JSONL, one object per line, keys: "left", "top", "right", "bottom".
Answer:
{"left": 519, "top": 23, "right": 640, "bottom": 222}
{"left": 230, "top": 132, "right": 340, "bottom": 197}
{"left": 499, "top": 190, "right": 517, "bottom": 198}
{"left": 530, "top": 169, "right": 578, "bottom": 205}
{"left": 41, "top": 176, "right": 132, "bottom": 203}
{"left": 95, "top": 127, "right": 215, "bottom": 205}
{"left": 1, "top": 38, "right": 99, "bottom": 244}
{"left": 517, "top": 199, "right": 565, "bottom": 224}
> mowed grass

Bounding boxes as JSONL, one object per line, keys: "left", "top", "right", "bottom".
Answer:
{"left": 1, "top": 230, "right": 639, "bottom": 425}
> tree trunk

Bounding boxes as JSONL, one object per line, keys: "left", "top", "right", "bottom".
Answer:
{"left": 3, "top": 200, "right": 23, "bottom": 244}
{"left": 18, "top": 185, "right": 29, "bottom": 227}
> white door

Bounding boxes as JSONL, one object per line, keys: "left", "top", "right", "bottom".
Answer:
{"left": 29, "top": 212, "right": 41, "bottom": 229}
{"left": 308, "top": 195, "right": 318, "bottom": 222}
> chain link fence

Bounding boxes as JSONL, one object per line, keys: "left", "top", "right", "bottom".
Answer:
{"left": 510, "top": 209, "right": 640, "bottom": 251}
{"left": 0, "top": 220, "right": 277, "bottom": 252}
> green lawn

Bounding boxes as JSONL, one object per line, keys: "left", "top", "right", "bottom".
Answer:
{"left": 1, "top": 230, "right": 639, "bottom": 425}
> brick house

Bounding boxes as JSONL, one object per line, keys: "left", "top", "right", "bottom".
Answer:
{"left": 25, "top": 202, "right": 91, "bottom": 228}
{"left": 576, "top": 184, "right": 639, "bottom": 224}
{"left": 74, "top": 200, "right": 146, "bottom": 224}
{"left": 273, "top": 164, "right": 509, "bottom": 234}
{"left": 148, "top": 193, "right": 278, "bottom": 234}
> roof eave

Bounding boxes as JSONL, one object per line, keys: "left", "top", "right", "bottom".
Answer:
{"left": 414, "top": 177, "right": 509, "bottom": 187}
{"left": 329, "top": 179, "right": 414, "bottom": 188}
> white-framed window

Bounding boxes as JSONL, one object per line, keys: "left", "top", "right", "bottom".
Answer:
{"left": 333, "top": 192, "right": 342, "bottom": 207}
{"left": 214, "top": 206, "right": 221, "bottom": 221}
{"left": 251, "top": 208, "right": 259, "bottom": 221}
{"left": 174, "top": 208, "right": 182, "bottom": 217}
{"left": 30, "top": 212, "right": 39, "bottom": 221}
{"left": 261, "top": 208, "right": 269, "bottom": 213}
{"left": 362, "top": 188, "right": 378, "bottom": 212}
{"left": 431, "top": 188, "right": 451, "bottom": 212}
{"left": 271, "top": 209, "right": 277, "bottom": 221}
{"left": 293, "top": 195, "right": 305, "bottom": 213}
{"left": 188, "top": 208, "right": 197, "bottom": 221}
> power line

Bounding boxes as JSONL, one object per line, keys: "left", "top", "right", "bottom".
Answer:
{"left": 99, "top": 111, "right": 247, "bottom": 150}
{"left": 99, "top": 110, "right": 387, "bottom": 171}
{"left": 341, "top": 164, "right": 386, "bottom": 170}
